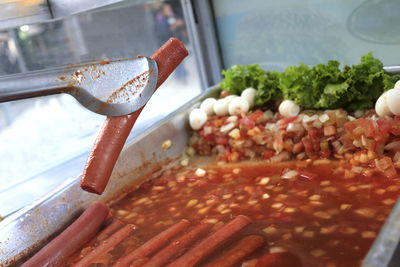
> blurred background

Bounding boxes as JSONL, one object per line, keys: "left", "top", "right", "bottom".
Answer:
{"left": 0, "top": 0, "right": 399, "bottom": 217}
{"left": 0, "top": 0, "right": 203, "bottom": 217}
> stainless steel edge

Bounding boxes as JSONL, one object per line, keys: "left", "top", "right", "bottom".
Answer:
{"left": 0, "top": 86, "right": 217, "bottom": 265}
{"left": 363, "top": 197, "right": 400, "bottom": 267}
{"left": 383, "top": 66, "right": 400, "bottom": 74}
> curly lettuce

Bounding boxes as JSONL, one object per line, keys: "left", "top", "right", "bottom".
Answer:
{"left": 219, "top": 53, "right": 400, "bottom": 110}
{"left": 219, "top": 64, "right": 281, "bottom": 106}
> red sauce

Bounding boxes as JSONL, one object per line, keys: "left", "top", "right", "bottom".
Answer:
{"left": 66, "top": 160, "right": 400, "bottom": 266}
{"left": 106, "top": 69, "right": 153, "bottom": 104}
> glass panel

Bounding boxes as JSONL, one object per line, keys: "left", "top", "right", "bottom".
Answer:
{"left": 212, "top": 0, "right": 400, "bottom": 71}
{"left": 0, "top": 0, "right": 201, "bottom": 217}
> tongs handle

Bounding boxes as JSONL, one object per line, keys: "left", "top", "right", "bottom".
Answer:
{"left": 0, "top": 67, "right": 70, "bottom": 102}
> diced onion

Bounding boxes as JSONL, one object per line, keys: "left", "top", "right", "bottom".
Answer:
{"left": 269, "top": 247, "right": 286, "bottom": 253}
{"left": 229, "top": 128, "right": 240, "bottom": 139}
{"left": 351, "top": 166, "right": 363, "bottom": 174}
{"left": 220, "top": 122, "right": 236, "bottom": 133}
{"left": 265, "top": 122, "right": 276, "bottom": 131}
{"left": 264, "top": 110, "right": 274, "bottom": 120}
{"left": 303, "top": 114, "right": 318, "bottom": 124}
{"left": 161, "top": 139, "right": 172, "bottom": 151}
{"left": 312, "top": 119, "right": 322, "bottom": 128}
{"left": 189, "top": 108, "right": 207, "bottom": 130}
{"left": 311, "top": 249, "right": 326, "bottom": 257}
{"left": 195, "top": 168, "right": 206, "bottom": 177}
{"left": 281, "top": 170, "right": 298, "bottom": 179}
{"left": 203, "top": 126, "right": 212, "bottom": 135}
{"left": 200, "top": 98, "right": 217, "bottom": 116}
{"left": 227, "top": 115, "right": 238, "bottom": 122}
{"left": 348, "top": 115, "right": 356, "bottom": 121}
{"left": 384, "top": 141, "right": 400, "bottom": 151}
{"left": 241, "top": 88, "right": 257, "bottom": 108}
{"left": 287, "top": 122, "right": 303, "bottom": 132}
{"left": 354, "top": 110, "right": 364, "bottom": 118}
{"left": 319, "top": 113, "right": 330, "bottom": 123}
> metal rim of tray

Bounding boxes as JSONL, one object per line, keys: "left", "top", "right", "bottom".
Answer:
{"left": 1, "top": 85, "right": 400, "bottom": 267}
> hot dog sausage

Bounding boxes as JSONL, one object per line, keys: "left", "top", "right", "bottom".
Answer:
{"left": 167, "top": 215, "right": 251, "bottom": 267}
{"left": 143, "top": 223, "right": 213, "bottom": 267}
{"left": 80, "top": 38, "right": 188, "bottom": 194}
{"left": 93, "top": 219, "right": 125, "bottom": 243}
{"left": 113, "top": 219, "right": 190, "bottom": 266}
{"left": 22, "top": 201, "right": 109, "bottom": 267}
{"left": 74, "top": 224, "right": 135, "bottom": 267}
{"left": 204, "top": 235, "right": 264, "bottom": 267}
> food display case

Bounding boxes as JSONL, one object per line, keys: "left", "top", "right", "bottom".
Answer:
{"left": 1, "top": 0, "right": 400, "bottom": 266}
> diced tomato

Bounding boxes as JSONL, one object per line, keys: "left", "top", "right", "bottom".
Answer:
{"left": 320, "top": 150, "right": 331, "bottom": 159}
{"left": 377, "top": 117, "right": 391, "bottom": 135}
{"left": 362, "top": 138, "right": 375, "bottom": 151}
{"left": 281, "top": 139, "right": 292, "bottom": 152}
{"left": 375, "top": 157, "right": 397, "bottom": 178}
{"left": 307, "top": 127, "right": 319, "bottom": 139}
{"left": 197, "top": 179, "right": 209, "bottom": 187}
{"left": 248, "top": 110, "right": 264, "bottom": 122}
{"left": 240, "top": 116, "right": 256, "bottom": 129}
{"left": 302, "top": 137, "right": 314, "bottom": 155}
{"left": 210, "top": 116, "right": 228, "bottom": 128}
{"left": 324, "top": 125, "right": 337, "bottom": 136}
{"left": 222, "top": 147, "right": 231, "bottom": 162}
{"left": 292, "top": 142, "right": 304, "bottom": 154}
{"left": 201, "top": 132, "right": 214, "bottom": 141}
{"left": 390, "top": 120, "right": 400, "bottom": 136}
{"left": 215, "top": 136, "right": 229, "bottom": 145}
{"left": 263, "top": 150, "right": 275, "bottom": 159}
{"left": 375, "top": 157, "right": 392, "bottom": 171}
{"left": 313, "top": 140, "right": 320, "bottom": 153}
{"left": 345, "top": 118, "right": 385, "bottom": 141}
{"left": 278, "top": 116, "right": 299, "bottom": 125}
{"left": 230, "top": 151, "right": 240, "bottom": 162}
{"left": 364, "top": 119, "right": 376, "bottom": 137}
{"left": 274, "top": 132, "right": 285, "bottom": 152}
{"left": 344, "top": 121, "right": 357, "bottom": 133}
{"left": 384, "top": 166, "right": 397, "bottom": 178}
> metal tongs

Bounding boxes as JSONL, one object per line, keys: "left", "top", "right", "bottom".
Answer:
{"left": 0, "top": 57, "right": 158, "bottom": 116}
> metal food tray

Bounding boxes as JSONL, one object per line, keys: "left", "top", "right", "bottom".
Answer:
{"left": 1, "top": 87, "right": 400, "bottom": 266}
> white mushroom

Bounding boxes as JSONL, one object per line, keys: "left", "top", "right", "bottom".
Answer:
{"left": 375, "top": 91, "right": 392, "bottom": 117}
{"left": 200, "top": 98, "right": 217, "bottom": 116}
{"left": 279, "top": 100, "right": 300, "bottom": 118}
{"left": 228, "top": 96, "right": 250, "bottom": 115}
{"left": 387, "top": 89, "right": 400, "bottom": 116}
{"left": 395, "top": 80, "right": 400, "bottom": 89}
{"left": 241, "top": 88, "right": 257, "bottom": 108}
{"left": 189, "top": 108, "right": 208, "bottom": 130}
